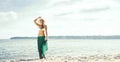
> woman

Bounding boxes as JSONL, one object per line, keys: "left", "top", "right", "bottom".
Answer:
{"left": 34, "top": 16, "right": 48, "bottom": 59}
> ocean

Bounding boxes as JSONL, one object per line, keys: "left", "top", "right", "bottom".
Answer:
{"left": 0, "top": 39, "right": 120, "bottom": 61}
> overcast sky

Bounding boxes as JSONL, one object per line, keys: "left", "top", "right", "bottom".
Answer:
{"left": 0, "top": 0, "right": 120, "bottom": 39}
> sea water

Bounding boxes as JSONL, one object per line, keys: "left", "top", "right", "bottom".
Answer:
{"left": 0, "top": 39, "right": 120, "bottom": 61}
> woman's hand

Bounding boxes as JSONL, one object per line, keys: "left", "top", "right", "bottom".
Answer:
{"left": 46, "top": 37, "right": 48, "bottom": 41}
{"left": 46, "top": 38, "right": 48, "bottom": 41}
{"left": 37, "top": 16, "right": 41, "bottom": 19}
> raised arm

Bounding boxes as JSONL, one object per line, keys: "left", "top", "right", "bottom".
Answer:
{"left": 34, "top": 17, "right": 41, "bottom": 26}
{"left": 45, "top": 25, "right": 48, "bottom": 41}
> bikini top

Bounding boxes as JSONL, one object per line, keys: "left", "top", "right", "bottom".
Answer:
{"left": 40, "top": 27, "right": 45, "bottom": 31}
{"left": 39, "top": 24, "right": 45, "bottom": 31}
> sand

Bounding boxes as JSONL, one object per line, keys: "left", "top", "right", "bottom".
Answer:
{"left": 2, "top": 54, "right": 120, "bottom": 62}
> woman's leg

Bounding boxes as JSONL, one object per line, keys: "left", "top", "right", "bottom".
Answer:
{"left": 38, "top": 36, "right": 47, "bottom": 59}
{"left": 38, "top": 37, "right": 43, "bottom": 59}
{"left": 38, "top": 48, "right": 43, "bottom": 59}
{"left": 42, "top": 53, "right": 45, "bottom": 58}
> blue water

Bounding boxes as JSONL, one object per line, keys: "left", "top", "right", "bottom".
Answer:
{"left": 0, "top": 39, "right": 120, "bottom": 60}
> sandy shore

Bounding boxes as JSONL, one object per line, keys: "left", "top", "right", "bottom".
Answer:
{"left": 2, "top": 54, "right": 120, "bottom": 62}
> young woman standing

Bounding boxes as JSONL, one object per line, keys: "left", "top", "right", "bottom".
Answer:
{"left": 34, "top": 16, "right": 48, "bottom": 59}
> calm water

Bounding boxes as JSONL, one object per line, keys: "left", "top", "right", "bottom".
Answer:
{"left": 0, "top": 39, "right": 120, "bottom": 60}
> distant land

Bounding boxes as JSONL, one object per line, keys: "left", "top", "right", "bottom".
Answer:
{"left": 10, "top": 35, "right": 120, "bottom": 39}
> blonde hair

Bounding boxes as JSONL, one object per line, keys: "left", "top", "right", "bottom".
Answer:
{"left": 40, "top": 19, "right": 45, "bottom": 29}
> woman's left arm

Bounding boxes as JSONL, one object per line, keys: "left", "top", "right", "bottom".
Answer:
{"left": 45, "top": 25, "right": 48, "bottom": 41}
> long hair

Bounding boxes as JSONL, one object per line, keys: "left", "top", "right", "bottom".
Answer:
{"left": 40, "top": 19, "right": 45, "bottom": 29}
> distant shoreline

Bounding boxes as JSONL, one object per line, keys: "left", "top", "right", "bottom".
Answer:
{"left": 10, "top": 35, "right": 120, "bottom": 39}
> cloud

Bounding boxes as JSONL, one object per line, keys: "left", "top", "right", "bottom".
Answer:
{"left": 1, "top": 0, "right": 120, "bottom": 39}
{"left": 0, "top": 11, "right": 17, "bottom": 22}
{"left": 0, "top": 0, "right": 39, "bottom": 11}
{"left": 39, "top": 0, "right": 120, "bottom": 21}
{"left": 37, "top": 0, "right": 118, "bottom": 17}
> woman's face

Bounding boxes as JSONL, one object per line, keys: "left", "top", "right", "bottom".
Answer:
{"left": 40, "top": 19, "right": 44, "bottom": 24}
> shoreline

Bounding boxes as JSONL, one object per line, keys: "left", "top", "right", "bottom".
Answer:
{"left": 10, "top": 35, "right": 120, "bottom": 39}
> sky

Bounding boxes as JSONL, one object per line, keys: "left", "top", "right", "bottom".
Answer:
{"left": 0, "top": 0, "right": 120, "bottom": 39}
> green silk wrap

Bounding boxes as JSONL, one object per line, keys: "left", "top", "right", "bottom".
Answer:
{"left": 37, "top": 36, "right": 48, "bottom": 58}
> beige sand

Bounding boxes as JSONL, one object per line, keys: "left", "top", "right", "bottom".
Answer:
{"left": 3, "top": 54, "right": 120, "bottom": 62}
{"left": 21, "top": 54, "right": 120, "bottom": 62}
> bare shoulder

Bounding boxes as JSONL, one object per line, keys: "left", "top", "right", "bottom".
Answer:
{"left": 44, "top": 24, "right": 47, "bottom": 29}
{"left": 44, "top": 24, "right": 47, "bottom": 27}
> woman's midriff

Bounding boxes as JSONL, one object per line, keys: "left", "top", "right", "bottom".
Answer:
{"left": 38, "top": 30, "right": 45, "bottom": 36}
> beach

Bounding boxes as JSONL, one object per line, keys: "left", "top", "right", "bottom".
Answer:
{"left": 0, "top": 39, "right": 120, "bottom": 62}
{"left": 2, "top": 54, "right": 120, "bottom": 62}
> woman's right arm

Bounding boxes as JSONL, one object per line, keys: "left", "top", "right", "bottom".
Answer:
{"left": 34, "top": 17, "right": 41, "bottom": 26}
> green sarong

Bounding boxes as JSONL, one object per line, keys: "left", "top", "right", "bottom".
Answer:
{"left": 37, "top": 36, "right": 48, "bottom": 58}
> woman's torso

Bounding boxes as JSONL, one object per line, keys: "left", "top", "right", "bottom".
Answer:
{"left": 38, "top": 25, "right": 46, "bottom": 36}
